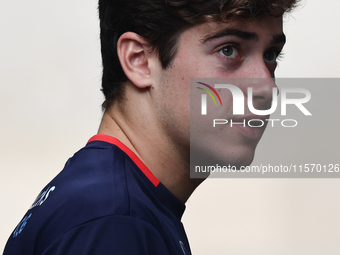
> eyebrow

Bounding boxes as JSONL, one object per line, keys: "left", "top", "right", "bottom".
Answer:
{"left": 201, "top": 28, "right": 286, "bottom": 45}
{"left": 271, "top": 33, "right": 286, "bottom": 45}
{"left": 201, "top": 29, "right": 258, "bottom": 43}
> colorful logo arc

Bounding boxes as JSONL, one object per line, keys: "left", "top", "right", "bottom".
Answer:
{"left": 196, "top": 82, "right": 222, "bottom": 106}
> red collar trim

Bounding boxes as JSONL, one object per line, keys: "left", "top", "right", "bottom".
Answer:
{"left": 87, "top": 134, "right": 160, "bottom": 187}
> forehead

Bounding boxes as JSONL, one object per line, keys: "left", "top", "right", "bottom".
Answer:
{"left": 180, "top": 15, "right": 283, "bottom": 43}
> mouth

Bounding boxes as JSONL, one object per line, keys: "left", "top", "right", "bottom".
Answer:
{"left": 231, "top": 115, "right": 269, "bottom": 141}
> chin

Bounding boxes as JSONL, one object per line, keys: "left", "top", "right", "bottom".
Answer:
{"left": 217, "top": 141, "right": 256, "bottom": 166}
{"left": 191, "top": 142, "right": 256, "bottom": 170}
{"left": 229, "top": 152, "right": 255, "bottom": 169}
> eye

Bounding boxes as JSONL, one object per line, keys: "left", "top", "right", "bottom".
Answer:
{"left": 264, "top": 50, "right": 281, "bottom": 63}
{"left": 219, "top": 45, "right": 239, "bottom": 58}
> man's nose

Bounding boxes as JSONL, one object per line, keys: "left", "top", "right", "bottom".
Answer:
{"left": 249, "top": 57, "right": 274, "bottom": 79}
{"left": 246, "top": 60, "right": 278, "bottom": 111}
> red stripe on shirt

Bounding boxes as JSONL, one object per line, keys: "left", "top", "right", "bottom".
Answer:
{"left": 87, "top": 134, "right": 160, "bottom": 187}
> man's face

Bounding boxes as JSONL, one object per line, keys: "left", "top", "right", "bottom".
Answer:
{"left": 154, "top": 15, "right": 284, "bottom": 168}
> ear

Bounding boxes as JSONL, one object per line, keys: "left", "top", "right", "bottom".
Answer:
{"left": 117, "top": 32, "right": 156, "bottom": 89}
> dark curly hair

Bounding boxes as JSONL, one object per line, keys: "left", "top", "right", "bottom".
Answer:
{"left": 98, "top": 0, "right": 298, "bottom": 109}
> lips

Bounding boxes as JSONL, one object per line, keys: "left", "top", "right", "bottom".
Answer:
{"left": 231, "top": 115, "right": 269, "bottom": 141}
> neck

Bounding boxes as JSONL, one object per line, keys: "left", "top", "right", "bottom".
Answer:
{"left": 98, "top": 95, "right": 205, "bottom": 203}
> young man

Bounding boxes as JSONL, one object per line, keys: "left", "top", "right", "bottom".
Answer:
{"left": 3, "top": 0, "right": 297, "bottom": 254}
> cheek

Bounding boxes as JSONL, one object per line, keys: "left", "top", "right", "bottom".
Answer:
{"left": 156, "top": 70, "right": 191, "bottom": 145}
{"left": 172, "top": 45, "right": 213, "bottom": 79}
{"left": 190, "top": 82, "right": 259, "bottom": 167}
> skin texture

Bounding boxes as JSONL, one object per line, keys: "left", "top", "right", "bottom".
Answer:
{"left": 98, "top": 15, "right": 284, "bottom": 203}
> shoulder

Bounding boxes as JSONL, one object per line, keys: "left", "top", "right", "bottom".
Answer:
{"left": 42, "top": 215, "right": 170, "bottom": 255}
{"left": 30, "top": 140, "right": 135, "bottom": 252}
{"left": 52, "top": 139, "right": 131, "bottom": 215}
{"left": 5, "top": 137, "right": 173, "bottom": 255}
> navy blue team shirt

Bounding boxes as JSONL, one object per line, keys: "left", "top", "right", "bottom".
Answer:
{"left": 3, "top": 134, "right": 191, "bottom": 255}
